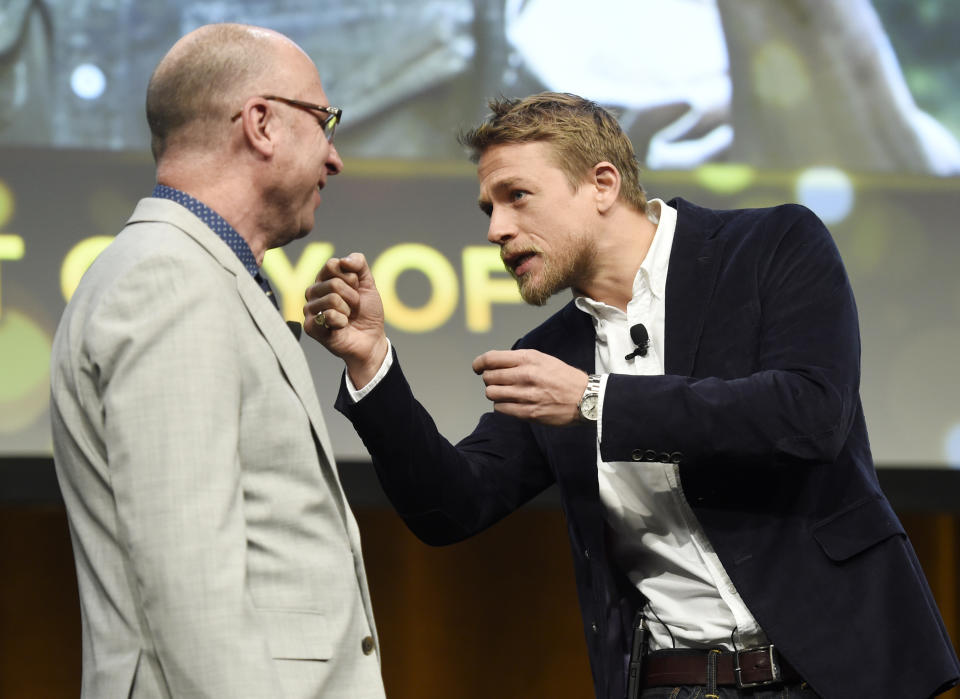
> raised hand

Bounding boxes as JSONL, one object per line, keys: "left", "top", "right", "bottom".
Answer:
{"left": 304, "top": 253, "right": 389, "bottom": 388}
{"left": 472, "top": 349, "right": 589, "bottom": 426}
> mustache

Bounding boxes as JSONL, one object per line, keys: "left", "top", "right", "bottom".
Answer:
{"left": 500, "top": 245, "right": 543, "bottom": 265}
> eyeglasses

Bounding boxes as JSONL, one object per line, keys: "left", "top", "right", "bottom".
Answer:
{"left": 231, "top": 95, "right": 342, "bottom": 142}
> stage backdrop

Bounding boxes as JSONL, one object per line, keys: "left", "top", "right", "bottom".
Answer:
{"left": 2, "top": 0, "right": 959, "bottom": 466}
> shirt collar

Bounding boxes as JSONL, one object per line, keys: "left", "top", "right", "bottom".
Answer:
{"left": 152, "top": 184, "right": 260, "bottom": 278}
{"left": 637, "top": 198, "right": 676, "bottom": 301}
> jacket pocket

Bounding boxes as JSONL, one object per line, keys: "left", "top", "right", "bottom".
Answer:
{"left": 258, "top": 608, "right": 333, "bottom": 660}
{"left": 812, "top": 495, "right": 905, "bottom": 561}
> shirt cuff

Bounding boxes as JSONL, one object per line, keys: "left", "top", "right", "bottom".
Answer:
{"left": 596, "top": 373, "right": 609, "bottom": 442}
{"left": 345, "top": 338, "right": 394, "bottom": 402}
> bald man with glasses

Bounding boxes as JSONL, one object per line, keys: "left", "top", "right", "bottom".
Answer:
{"left": 50, "top": 23, "right": 385, "bottom": 699}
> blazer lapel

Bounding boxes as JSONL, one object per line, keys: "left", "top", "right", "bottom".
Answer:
{"left": 127, "top": 198, "right": 341, "bottom": 474}
{"left": 550, "top": 302, "right": 597, "bottom": 373}
{"left": 664, "top": 198, "right": 725, "bottom": 377}
{"left": 537, "top": 302, "right": 601, "bottom": 499}
{"left": 234, "top": 280, "right": 337, "bottom": 458}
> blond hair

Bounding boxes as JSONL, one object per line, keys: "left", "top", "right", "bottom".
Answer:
{"left": 459, "top": 92, "right": 647, "bottom": 212}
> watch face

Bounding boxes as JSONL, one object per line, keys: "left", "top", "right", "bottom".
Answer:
{"left": 580, "top": 394, "right": 599, "bottom": 421}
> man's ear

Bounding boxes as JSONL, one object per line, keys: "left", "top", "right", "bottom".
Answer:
{"left": 239, "top": 98, "right": 275, "bottom": 157}
{"left": 592, "top": 162, "right": 621, "bottom": 213}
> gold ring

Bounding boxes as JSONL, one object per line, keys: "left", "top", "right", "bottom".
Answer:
{"left": 315, "top": 311, "right": 327, "bottom": 328}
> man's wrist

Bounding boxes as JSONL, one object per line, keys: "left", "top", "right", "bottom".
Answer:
{"left": 345, "top": 337, "right": 391, "bottom": 395}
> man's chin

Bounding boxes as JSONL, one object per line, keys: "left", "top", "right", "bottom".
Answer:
{"left": 295, "top": 215, "right": 316, "bottom": 239}
{"left": 518, "top": 280, "right": 554, "bottom": 307}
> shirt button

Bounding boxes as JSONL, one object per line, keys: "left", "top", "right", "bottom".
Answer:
{"left": 361, "top": 636, "right": 375, "bottom": 655}
{"left": 591, "top": 623, "right": 599, "bottom": 634}
{"left": 584, "top": 548, "right": 591, "bottom": 560}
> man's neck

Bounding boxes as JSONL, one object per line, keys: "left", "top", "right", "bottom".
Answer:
{"left": 576, "top": 206, "right": 658, "bottom": 310}
{"left": 156, "top": 163, "right": 269, "bottom": 265}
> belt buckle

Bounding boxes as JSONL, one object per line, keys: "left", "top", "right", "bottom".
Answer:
{"left": 734, "top": 645, "right": 781, "bottom": 689}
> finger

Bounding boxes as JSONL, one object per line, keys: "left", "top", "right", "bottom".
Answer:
{"left": 306, "top": 274, "right": 360, "bottom": 307}
{"left": 309, "top": 308, "right": 329, "bottom": 332}
{"left": 331, "top": 253, "right": 368, "bottom": 289}
{"left": 316, "top": 307, "right": 350, "bottom": 330}
{"left": 472, "top": 349, "right": 523, "bottom": 374}
{"left": 332, "top": 262, "right": 360, "bottom": 290}
{"left": 478, "top": 367, "right": 524, "bottom": 387}
{"left": 317, "top": 256, "right": 345, "bottom": 283}
{"left": 338, "top": 252, "right": 368, "bottom": 275}
{"left": 483, "top": 383, "right": 526, "bottom": 404}
{"left": 315, "top": 256, "right": 360, "bottom": 290}
{"left": 306, "top": 289, "right": 354, "bottom": 319}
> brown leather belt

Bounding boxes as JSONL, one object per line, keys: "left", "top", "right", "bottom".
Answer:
{"left": 642, "top": 646, "right": 803, "bottom": 689}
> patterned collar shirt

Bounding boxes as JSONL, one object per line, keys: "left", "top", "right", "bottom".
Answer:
{"left": 152, "top": 184, "right": 278, "bottom": 308}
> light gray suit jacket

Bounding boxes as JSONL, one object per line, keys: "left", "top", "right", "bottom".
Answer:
{"left": 50, "top": 198, "right": 386, "bottom": 699}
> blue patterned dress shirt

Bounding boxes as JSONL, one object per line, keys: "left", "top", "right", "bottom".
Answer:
{"left": 152, "top": 184, "right": 280, "bottom": 309}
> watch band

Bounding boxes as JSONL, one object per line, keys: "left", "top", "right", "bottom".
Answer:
{"left": 577, "top": 374, "right": 602, "bottom": 422}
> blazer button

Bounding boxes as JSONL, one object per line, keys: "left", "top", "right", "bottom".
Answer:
{"left": 584, "top": 548, "right": 591, "bottom": 560}
{"left": 361, "top": 636, "right": 375, "bottom": 656}
{"left": 644, "top": 450, "right": 658, "bottom": 462}
{"left": 631, "top": 449, "right": 643, "bottom": 461}
{"left": 670, "top": 451, "right": 683, "bottom": 463}
{"left": 658, "top": 452, "right": 671, "bottom": 463}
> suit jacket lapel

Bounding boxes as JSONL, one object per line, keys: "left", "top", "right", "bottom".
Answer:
{"left": 234, "top": 280, "right": 338, "bottom": 459}
{"left": 664, "top": 198, "right": 725, "bottom": 377}
{"left": 127, "top": 198, "right": 340, "bottom": 472}
{"left": 551, "top": 302, "right": 597, "bottom": 373}
{"left": 535, "top": 302, "right": 601, "bottom": 500}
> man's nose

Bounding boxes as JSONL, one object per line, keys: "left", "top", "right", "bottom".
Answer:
{"left": 326, "top": 143, "right": 344, "bottom": 175}
{"left": 487, "top": 209, "right": 515, "bottom": 245}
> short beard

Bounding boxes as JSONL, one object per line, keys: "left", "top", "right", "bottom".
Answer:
{"left": 514, "top": 235, "right": 597, "bottom": 306}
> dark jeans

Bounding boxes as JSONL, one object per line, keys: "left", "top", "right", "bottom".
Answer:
{"left": 640, "top": 684, "right": 820, "bottom": 699}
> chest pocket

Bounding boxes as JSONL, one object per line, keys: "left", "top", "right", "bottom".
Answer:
{"left": 812, "top": 495, "right": 905, "bottom": 562}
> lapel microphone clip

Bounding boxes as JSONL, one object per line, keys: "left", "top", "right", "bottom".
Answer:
{"left": 624, "top": 323, "right": 649, "bottom": 361}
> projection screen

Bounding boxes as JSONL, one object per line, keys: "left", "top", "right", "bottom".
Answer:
{"left": 1, "top": 0, "right": 958, "bottom": 466}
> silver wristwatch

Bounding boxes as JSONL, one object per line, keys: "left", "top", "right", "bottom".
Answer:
{"left": 577, "top": 374, "right": 602, "bottom": 422}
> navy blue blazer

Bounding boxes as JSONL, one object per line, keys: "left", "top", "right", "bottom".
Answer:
{"left": 338, "top": 198, "right": 959, "bottom": 699}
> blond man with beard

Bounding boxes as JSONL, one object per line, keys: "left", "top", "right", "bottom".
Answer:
{"left": 305, "top": 93, "right": 958, "bottom": 699}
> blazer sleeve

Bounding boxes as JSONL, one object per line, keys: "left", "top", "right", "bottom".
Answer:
{"left": 87, "top": 253, "right": 284, "bottom": 696}
{"left": 336, "top": 349, "right": 555, "bottom": 545}
{"left": 600, "top": 205, "right": 862, "bottom": 468}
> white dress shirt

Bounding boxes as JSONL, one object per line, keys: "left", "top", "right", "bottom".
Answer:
{"left": 349, "top": 200, "right": 767, "bottom": 651}
{"left": 575, "top": 199, "right": 766, "bottom": 651}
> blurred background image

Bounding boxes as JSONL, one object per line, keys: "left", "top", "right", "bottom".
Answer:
{"left": 2, "top": 0, "right": 959, "bottom": 466}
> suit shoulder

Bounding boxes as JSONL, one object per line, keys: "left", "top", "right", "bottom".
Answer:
{"left": 718, "top": 203, "right": 826, "bottom": 238}
{"left": 676, "top": 199, "right": 835, "bottom": 258}
{"left": 88, "top": 219, "right": 222, "bottom": 284}
{"left": 69, "top": 219, "right": 233, "bottom": 324}
{"left": 673, "top": 196, "right": 823, "bottom": 233}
